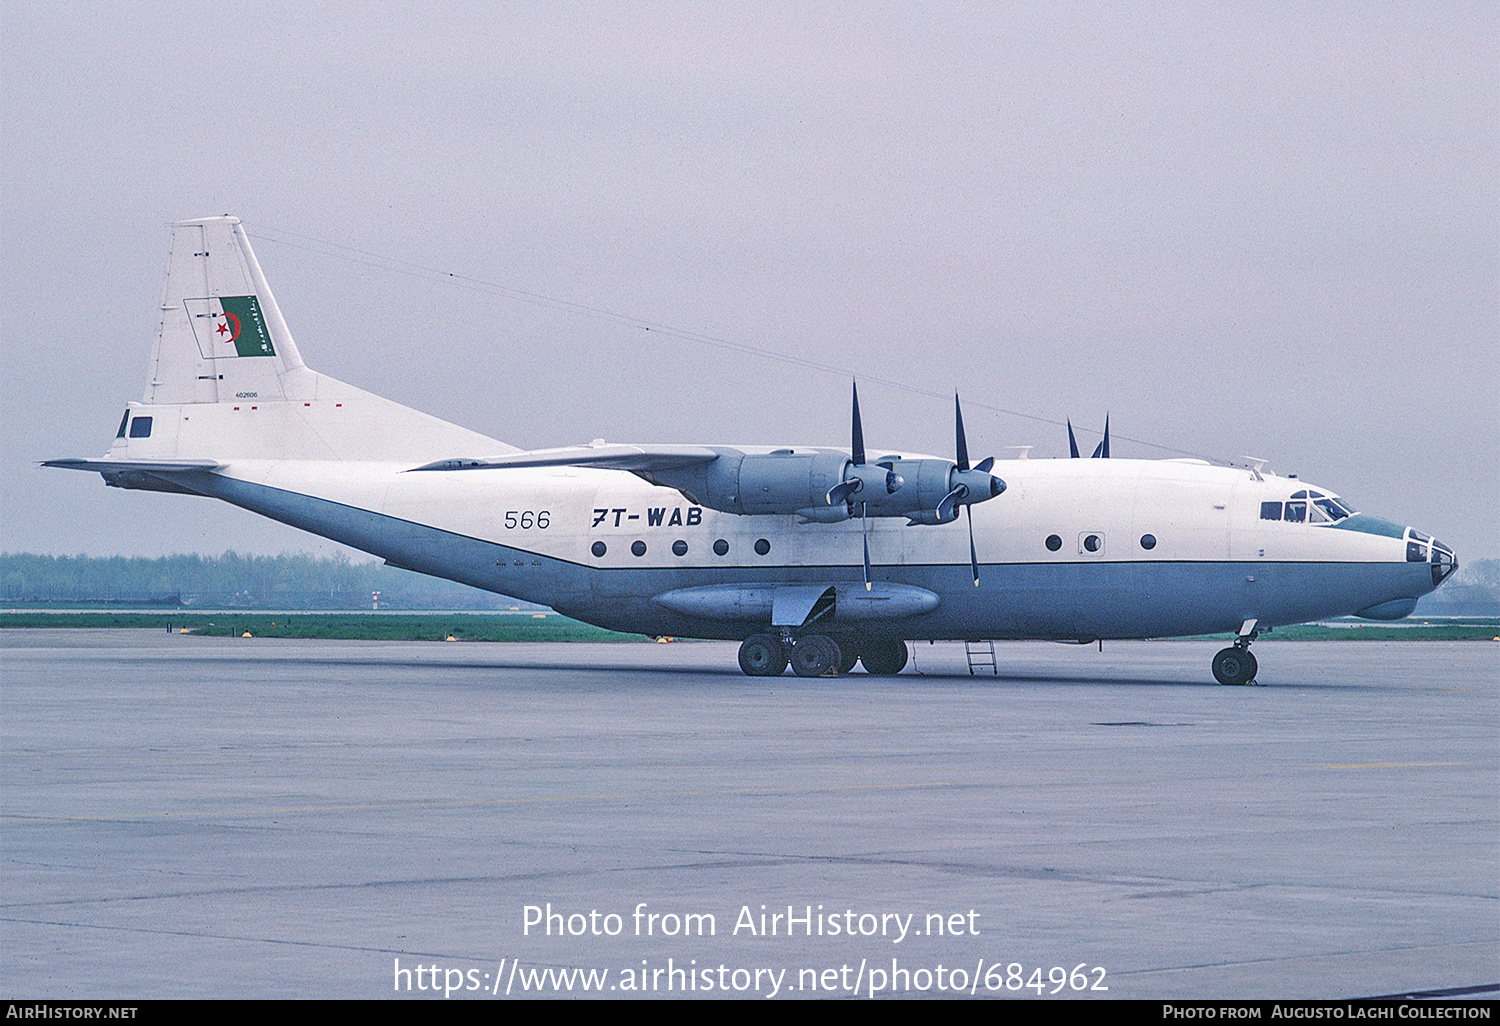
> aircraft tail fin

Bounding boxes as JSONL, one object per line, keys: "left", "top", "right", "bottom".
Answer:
{"left": 146, "top": 216, "right": 306, "bottom": 406}
{"left": 89, "top": 216, "right": 512, "bottom": 464}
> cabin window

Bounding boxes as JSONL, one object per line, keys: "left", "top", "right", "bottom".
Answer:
{"left": 754, "top": 538, "right": 771, "bottom": 555}
{"left": 631, "top": 541, "right": 647, "bottom": 557}
{"left": 115, "top": 410, "right": 130, "bottom": 438}
{"left": 672, "top": 540, "right": 688, "bottom": 556}
{"left": 713, "top": 539, "right": 729, "bottom": 556}
{"left": 1045, "top": 535, "right": 1062, "bottom": 551}
{"left": 1140, "top": 534, "right": 1157, "bottom": 550}
{"left": 1260, "top": 502, "right": 1282, "bottom": 521}
{"left": 591, "top": 541, "right": 607, "bottom": 557}
{"left": 1079, "top": 533, "right": 1104, "bottom": 554}
{"left": 128, "top": 416, "right": 153, "bottom": 438}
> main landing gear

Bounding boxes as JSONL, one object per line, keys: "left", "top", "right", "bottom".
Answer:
{"left": 736, "top": 634, "right": 909, "bottom": 677}
{"left": 1211, "top": 619, "right": 1260, "bottom": 686}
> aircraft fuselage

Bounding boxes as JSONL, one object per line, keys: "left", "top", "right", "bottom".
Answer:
{"left": 139, "top": 450, "right": 1440, "bottom": 645}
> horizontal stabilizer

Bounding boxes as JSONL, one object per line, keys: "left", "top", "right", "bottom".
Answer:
{"left": 42, "top": 458, "right": 221, "bottom": 474}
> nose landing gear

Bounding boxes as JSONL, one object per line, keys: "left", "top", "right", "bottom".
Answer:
{"left": 1212, "top": 619, "right": 1260, "bottom": 685}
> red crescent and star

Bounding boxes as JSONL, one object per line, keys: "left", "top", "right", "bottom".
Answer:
{"left": 214, "top": 311, "right": 242, "bottom": 343}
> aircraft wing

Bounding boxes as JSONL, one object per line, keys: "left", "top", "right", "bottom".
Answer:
{"left": 407, "top": 444, "right": 722, "bottom": 474}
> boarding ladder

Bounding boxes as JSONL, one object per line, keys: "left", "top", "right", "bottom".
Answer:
{"left": 965, "top": 640, "right": 997, "bottom": 676}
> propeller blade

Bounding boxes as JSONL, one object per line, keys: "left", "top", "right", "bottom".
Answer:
{"left": 1091, "top": 414, "right": 1110, "bottom": 458}
{"left": 954, "top": 392, "right": 970, "bottom": 472}
{"left": 975, "top": 456, "right": 994, "bottom": 473}
{"left": 936, "top": 484, "right": 965, "bottom": 522}
{"left": 966, "top": 505, "right": 980, "bottom": 586}
{"left": 1068, "top": 419, "right": 1080, "bottom": 458}
{"left": 850, "top": 381, "right": 866, "bottom": 466}
{"left": 826, "top": 479, "right": 860, "bottom": 506}
{"left": 861, "top": 502, "right": 872, "bottom": 590}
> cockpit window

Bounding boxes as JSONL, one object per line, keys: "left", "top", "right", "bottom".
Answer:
{"left": 1313, "top": 497, "right": 1352, "bottom": 522}
{"left": 1430, "top": 541, "right": 1457, "bottom": 586}
{"left": 1264, "top": 492, "right": 1353, "bottom": 524}
{"left": 116, "top": 410, "right": 130, "bottom": 438}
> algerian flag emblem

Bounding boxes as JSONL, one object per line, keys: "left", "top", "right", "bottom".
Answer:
{"left": 184, "top": 296, "right": 276, "bottom": 358}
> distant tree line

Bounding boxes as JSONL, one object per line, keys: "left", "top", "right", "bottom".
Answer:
{"left": 0, "top": 552, "right": 524, "bottom": 610}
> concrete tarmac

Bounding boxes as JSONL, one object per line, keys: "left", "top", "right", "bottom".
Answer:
{"left": 2, "top": 631, "right": 1495, "bottom": 1000}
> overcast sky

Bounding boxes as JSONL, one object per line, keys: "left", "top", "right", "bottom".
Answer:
{"left": 3, "top": 2, "right": 1495, "bottom": 561}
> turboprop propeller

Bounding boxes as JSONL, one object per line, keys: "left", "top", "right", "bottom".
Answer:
{"left": 942, "top": 393, "right": 1002, "bottom": 586}
{"left": 825, "top": 382, "right": 903, "bottom": 508}
{"left": 825, "top": 382, "right": 903, "bottom": 589}
{"left": 826, "top": 384, "right": 1004, "bottom": 588}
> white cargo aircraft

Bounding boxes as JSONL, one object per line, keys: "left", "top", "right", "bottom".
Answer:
{"left": 48, "top": 217, "right": 1458, "bottom": 683}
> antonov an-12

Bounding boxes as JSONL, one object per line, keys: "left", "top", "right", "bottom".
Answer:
{"left": 48, "top": 217, "right": 1458, "bottom": 683}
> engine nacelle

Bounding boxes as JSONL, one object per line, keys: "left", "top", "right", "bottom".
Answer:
{"left": 645, "top": 449, "right": 851, "bottom": 516}
{"left": 856, "top": 458, "right": 956, "bottom": 517}
{"left": 640, "top": 448, "right": 1004, "bottom": 521}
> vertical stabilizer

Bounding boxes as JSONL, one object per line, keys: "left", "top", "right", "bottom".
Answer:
{"left": 100, "top": 216, "right": 513, "bottom": 462}
{"left": 146, "top": 216, "right": 306, "bottom": 405}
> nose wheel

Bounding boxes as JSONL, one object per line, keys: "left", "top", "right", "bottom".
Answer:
{"left": 1211, "top": 646, "right": 1258, "bottom": 685}
{"left": 1212, "top": 620, "right": 1260, "bottom": 685}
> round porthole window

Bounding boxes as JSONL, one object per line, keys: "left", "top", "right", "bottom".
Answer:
{"left": 713, "top": 539, "right": 729, "bottom": 556}
{"left": 1083, "top": 534, "right": 1102, "bottom": 552}
{"left": 754, "top": 538, "right": 771, "bottom": 555}
{"left": 631, "top": 540, "right": 647, "bottom": 557}
{"left": 1045, "top": 535, "right": 1062, "bottom": 551}
{"left": 672, "top": 540, "right": 688, "bottom": 556}
{"left": 591, "top": 541, "right": 606, "bottom": 557}
{"left": 1140, "top": 534, "right": 1157, "bottom": 550}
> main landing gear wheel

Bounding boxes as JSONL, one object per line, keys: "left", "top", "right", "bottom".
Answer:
{"left": 1211, "top": 647, "right": 1258, "bottom": 686}
{"left": 738, "top": 633, "right": 788, "bottom": 677}
{"left": 860, "top": 639, "right": 909, "bottom": 676}
{"left": 790, "top": 634, "right": 842, "bottom": 677}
